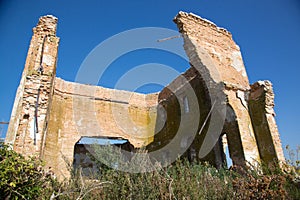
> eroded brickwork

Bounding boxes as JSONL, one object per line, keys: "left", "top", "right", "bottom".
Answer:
{"left": 249, "top": 81, "right": 285, "bottom": 167}
{"left": 6, "top": 12, "right": 285, "bottom": 179}
{"left": 6, "top": 15, "right": 59, "bottom": 156}
{"left": 174, "top": 12, "right": 261, "bottom": 166}
{"left": 173, "top": 12, "right": 285, "bottom": 168}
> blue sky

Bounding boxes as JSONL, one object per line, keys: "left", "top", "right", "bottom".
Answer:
{"left": 0, "top": 0, "right": 299, "bottom": 155}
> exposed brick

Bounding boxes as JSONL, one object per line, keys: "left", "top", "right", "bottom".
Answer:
{"left": 6, "top": 12, "right": 285, "bottom": 180}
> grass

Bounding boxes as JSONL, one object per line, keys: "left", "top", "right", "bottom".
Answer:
{"left": 1, "top": 143, "right": 299, "bottom": 199}
{"left": 49, "top": 145, "right": 300, "bottom": 200}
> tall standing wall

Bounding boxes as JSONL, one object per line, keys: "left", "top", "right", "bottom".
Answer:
{"left": 5, "top": 15, "right": 59, "bottom": 156}
{"left": 174, "top": 12, "right": 261, "bottom": 166}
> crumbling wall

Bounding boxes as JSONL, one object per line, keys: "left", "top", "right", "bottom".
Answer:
{"left": 249, "top": 81, "right": 285, "bottom": 167}
{"left": 174, "top": 12, "right": 261, "bottom": 166}
{"left": 147, "top": 67, "right": 210, "bottom": 163}
{"left": 6, "top": 15, "right": 59, "bottom": 156}
{"left": 42, "top": 78, "right": 157, "bottom": 178}
{"left": 6, "top": 12, "right": 285, "bottom": 180}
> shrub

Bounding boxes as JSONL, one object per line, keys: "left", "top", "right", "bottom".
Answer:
{"left": 0, "top": 144, "right": 55, "bottom": 199}
{"left": 1, "top": 143, "right": 299, "bottom": 199}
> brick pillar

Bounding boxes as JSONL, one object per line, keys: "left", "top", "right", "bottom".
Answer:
{"left": 6, "top": 15, "right": 59, "bottom": 157}
{"left": 249, "top": 81, "right": 285, "bottom": 168}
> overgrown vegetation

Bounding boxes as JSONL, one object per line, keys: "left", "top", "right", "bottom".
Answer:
{"left": 0, "top": 143, "right": 299, "bottom": 199}
{"left": 0, "top": 145, "right": 56, "bottom": 199}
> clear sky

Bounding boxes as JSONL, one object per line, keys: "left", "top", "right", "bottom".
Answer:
{"left": 0, "top": 0, "right": 299, "bottom": 155}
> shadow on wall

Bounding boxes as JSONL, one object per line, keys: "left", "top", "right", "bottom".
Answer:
{"left": 147, "top": 66, "right": 232, "bottom": 169}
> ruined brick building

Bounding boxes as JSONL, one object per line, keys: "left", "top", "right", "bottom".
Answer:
{"left": 5, "top": 12, "right": 285, "bottom": 179}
